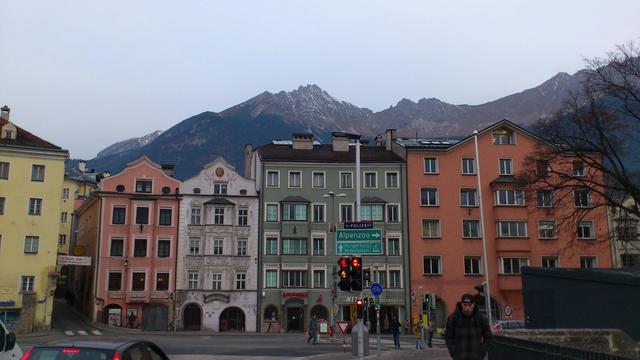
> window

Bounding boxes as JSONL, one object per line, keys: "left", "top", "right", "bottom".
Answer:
{"left": 266, "top": 204, "right": 278, "bottom": 222}
{"left": 213, "top": 183, "right": 228, "bottom": 194}
{"left": 340, "top": 172, "right": 353, "bottom": 189}
{"left": 132, "top": 272, "right": 146, "bottom": 291}
{"left": 421, "top": 219, "right": 440, "bottom": 238}
{"left": 62, "top": 188, "right": 70, "bottom": 199}
{"left": 500, "top": 257, "right": 529, "bottom": 274}
{"left": 538, "top": 221, "right": 557, "bottom": 239}
{"left": 214, "top": 207, "right": 225, "bottom": 225}
{"left": 463, "top": 220, "right": 481, "bottom": 238}
{"left": 236, "top": 272, "right": 247, "bottom": 290}
{"left": 156, "top": 273, "right": 169, "bottom": 291}
{"left": 384, "top": 270, "right": 399, "bottom": 288}
{"left": 460, "top": 189, "right": 478, "bottom": 207}
{"left": 265, "top": 270, "right": 277, "bottom": 288}
{"left": 492, "top": 128, "right": 515, "bottom": 145}
{"left": 190, "top": 208, "right": 201, "bottom": 225}
{"left": 24, "top": 236, "right": 39, "bottom": 253}
{"left": 313, "top": 270, "right": 325, "bottom": 288}
{"left": 0, "top": 162, "right": 9, "bottom": 179}
{"left": 136, "top": 207, "right": 149, "bottom": 224}
{"left": 572, "top": 160, "right": 585, "bottom": 176}
{"left": 31, "top": 165, "right": 45, "bottom": 182}
{"left": 282, "top": 270, "right": 307, "bottom": 288}
{"left": 211, "top": 272, "right": 222, "bottom": 290}
{"left": 157, "top": 239, "right": 170, "bottom": 257}
{"left": 360, "top": 204, "right": 383, "bottom": 221}
{"left": 312, "top": 204, "right": 325, "bottom": 223}
{"left": 289, "top": 171, "right": 302, "bottom": 188}
{"left": 462, "top": 158, "right": 475, "bottom": 174}
{"left": 386, "top": 204, "right": 399, "bottom": 223}
{"left": 424, "top": 157, "right": 438, "bottom": 174}
{"left": 364, "top": 172, "right": 377, "bottom": 188}
{"left": 189, "top": 237, "right": 201, "bottom": 255}
{"left": 495, "top": 189, "right": 525, "bottom": 206}
{"left": 536, "top": 190, "right": 553, "bottom": 207}
{"left": 110, "top": 238, "right": 124, "bottom": 257}
{"left": 237, "top": 239, "right": 248, "bottom": 256}
{"left": 58, "top": 234, "right": 66, "bottom": 245}
{"left": 134, "top": 239, "right": 147, "bottom": 257}
{"left": 499, "top": 159, "right": 513, "bottom": 175}
{"left": 237, "top": 208, "right": 248, "bottom": 226}
{"left": 340, "top": 204, "right": 353, "bottom": 222}
{"left": 213, "top": 239, "right": 224, "bottom": 255}
{"left": 536, "top": 160, "right": 550, "bottom": 177}
{"left": 420, "top": 188, "right": 438, "bottom": 206}
{"left": 0, "top": 197, "right": 4, "bottom": 215}
{"left": 135, "top": 180, "right": 152, "bottom": 193}
{"left": 283, "top": 239, "right": 307, "bottom": 255}
{"left": 265, "top": 237, "right": 278, "bottom": 255}
{"left": 464, "top": 256, "right": 482, "bottom": 275}
{"left": 387, "top": 237, "right": 400, "bottom": 256}
{"left": 61, "top": 212, "right": 68, "bottom": 223}
{"left": 580, "top": 256, "right": 597, "bottom": 269}
{"left": 159, "top": 208, "right": 172, "bottom": 226}
{"left": 616, "top": 221, "right": 638, "bottom": 242}
{"left": 574, "top": 189, "right": 591, "bottom": 207}
{"left": 112, "top": 207, "right": 126, "bottom": 224}
{"left": 3, "top": 130, "right": 11, "bottom": 138}
{"left": 541, "top": 256, "right": 559, "bottom": 268}
{"left": 386, "top": 172, "right": 399, "bottom": 188}
{"left": 108, "top": 272, "right": 122, "bottom": 291}
{"left": 266, "top": 171, "right": 280, "bottom": 187}
{"left": 312, "top": 172, "right": 325, "bottom": 188}
{"left": 21, "top": 276, "right": 35, "bottom": 292}
{"left": 188, "top": 271, "right": 199, "bottom": 289}
{"left": 373, "top": 270, "right": 386, "bottom": 287}
{"left": 577, "top": 221, "right": 594, "bottom": 239}
{"left": 423, "top": 256, "right": 441, "bottom": 274}
{"left": 283, "top": 203, "right": 307, "bottom": 221}
{"left": 28, "top": 198, "right": 42, "bottom": 215}
{"left": 312, "top": 237, "right": 325, "bottom": 256}
{"left": 621, "top": 254, "right": 640, "bottom": 268}
{"left": 498, "top": 221, "right": 527, "bottom": 237}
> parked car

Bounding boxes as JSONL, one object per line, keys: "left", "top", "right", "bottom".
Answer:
{"left": 491, "top": 320, "right": 526, "bottom": 332}
{"left": 19, "top": 340, "right": 169, "bottom": 360}
{"left": 0, "top": 320, "right": 22, "bottom": 360}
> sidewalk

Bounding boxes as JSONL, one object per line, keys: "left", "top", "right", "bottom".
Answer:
{"left": 171, "top": 348, "right": 453, "bottom": 360}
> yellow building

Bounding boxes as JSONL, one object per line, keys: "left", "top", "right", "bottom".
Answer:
{"left": 0, "top": 106, "right": 68, "bottom": 333}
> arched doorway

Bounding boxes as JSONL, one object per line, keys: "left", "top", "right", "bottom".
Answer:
{"left": 143, "top": 304, "right": 168, "bottom": 331}
{"left": 310, "top": 305, "right": 328, "bottom": 321}
{"left": 183, "top": 303, "right": 202, "bottom": 331}
{"left": 219, "top": 307, "right": 245, "bottom": 332}
{"left": 103, "top": 304, "right": 122, "bottom": 327}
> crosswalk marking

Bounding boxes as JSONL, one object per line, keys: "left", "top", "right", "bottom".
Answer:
{"left": 64, "top": 329, "right": 104, "bottom": 336}
{"left": 91, "top": 330, "right": 102, "bottom": 335}
{"left": 64, "top": 331, "right": 74, "bottom": 336}
{"left": 78, "top": 330, "right": 88, "bottom": 335}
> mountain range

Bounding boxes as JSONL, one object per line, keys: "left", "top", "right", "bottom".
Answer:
{"left": 85, "top": 70, "right": 586, "bottom": 179}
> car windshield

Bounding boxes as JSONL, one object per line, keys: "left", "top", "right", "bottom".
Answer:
{"left": 29, "top": 347, "right": 114, "bottom": 360}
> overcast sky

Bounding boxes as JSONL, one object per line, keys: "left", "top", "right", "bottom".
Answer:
{"left": 1, "top": 1, "right": 639, "bottom": 159}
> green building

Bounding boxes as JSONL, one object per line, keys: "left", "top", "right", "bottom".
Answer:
{"left": 245, "top": 131, "right": 409, "bottom": 333}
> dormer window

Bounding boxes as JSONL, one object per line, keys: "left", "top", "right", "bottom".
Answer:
{"left": 213, "top": 183, "right": 228, "bottom": 195}
{"left": 492, "top": 128, "right": 515, "bottom": 145}
{"left": 4, "top": 130, "right": 13, "bottom": 139}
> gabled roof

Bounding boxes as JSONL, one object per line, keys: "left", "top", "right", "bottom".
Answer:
{"left": 256, "top": 144, "right": 403, "bottom": 163}
{"left": 0, "top": 117, "right": 64, "bottom": 150}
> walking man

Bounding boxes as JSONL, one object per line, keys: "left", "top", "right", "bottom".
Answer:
{"left": 414, "top": 320, "right": 425, "bottom": 349}
{"left": 445, "top": 294, "right": 492, "bottom": 360}
{"left": 307, "top": 315, "right": 318, "bottom": 345}
{"left": 427, "top": 320, "right": 435, "bottom": 348}
{"left": 391, "top": 317, "right": 401, "bottom": 349}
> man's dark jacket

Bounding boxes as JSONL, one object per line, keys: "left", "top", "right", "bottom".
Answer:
{"left": 445, "top": 303, "right": 492, "bottom": 360}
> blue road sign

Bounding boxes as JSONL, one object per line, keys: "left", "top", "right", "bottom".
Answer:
{"left": 371, "top": 282, "right": 383, "bottom": 297}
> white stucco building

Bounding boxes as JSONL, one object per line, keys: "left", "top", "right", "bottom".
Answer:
{"left": 176, "top": 158, "right": 259, "bottom": 332}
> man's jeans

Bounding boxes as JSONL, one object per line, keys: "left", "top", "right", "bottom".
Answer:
{"left": 393, "top": 333, "right": 400, "bottom": 348}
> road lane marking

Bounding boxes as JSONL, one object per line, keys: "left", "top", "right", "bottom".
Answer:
{"left": 91, "top": 330, "right": 102, "bottom": 335}
{"left": 64, "top": 331, "right": 74, "bottom": 336}
{"left": 78, "top": 330, "right": 88, "bottom": 335}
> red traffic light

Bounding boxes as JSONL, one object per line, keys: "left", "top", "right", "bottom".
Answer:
{"left": 351, "top": 257, "right": 361, "bottom": 269}
{"left": 355, "top": 297, "right": 364, "bottom": 308}
{"left": 338, "top": 258, "right": 350, "bottom": 269}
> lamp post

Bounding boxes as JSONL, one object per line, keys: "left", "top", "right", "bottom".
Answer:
{"left": 322, "top": 190, "right": 346, "bottom": 339}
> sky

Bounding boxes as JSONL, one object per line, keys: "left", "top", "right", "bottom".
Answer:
{"left": 1, "top": 1, "right": 639, "bottom": 159}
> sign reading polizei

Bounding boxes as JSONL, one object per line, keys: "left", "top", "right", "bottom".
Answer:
{"left": 344, "top": 221, "right": 374, "bottom": 229}
{"left": 336, "top": 229, "right": 383, "bottom": 255}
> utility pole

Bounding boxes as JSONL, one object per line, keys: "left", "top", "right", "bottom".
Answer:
{"left": 474, "top": 131, "right": 493, "bottom": 325}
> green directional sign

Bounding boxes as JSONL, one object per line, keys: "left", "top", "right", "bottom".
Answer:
{"left": 336, "top": 229, "right": 383, "bottom": 242}
{"left": 336, "top": 242, "right": 383, "bottom": 255}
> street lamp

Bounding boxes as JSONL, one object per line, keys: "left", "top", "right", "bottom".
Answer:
{"left": 322, "top": 190, "right": 346, "bottom": 338}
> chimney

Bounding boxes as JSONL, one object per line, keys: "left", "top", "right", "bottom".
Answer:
{"left": 244, "top": 144, "right": 253, "bottom": 178}
{"left": 375, "top": 134, "right": 383, "bottom": 147}
{"left": 1, "top": 105, "right": 9, "bottom": 120}
{"left": 332, "top": 132, "right": 349, "bottom": 152}
{"left": 385, "top": 129, "right": 397, "bottom": 151}
{"left": 161, "top": 164, "right": 175, "bottom": 178}
{"left": 292, "top": 133, "right": 314, "bottom": 150}
{"left": 78, "top": 160, "right": 86, "bottom": 173}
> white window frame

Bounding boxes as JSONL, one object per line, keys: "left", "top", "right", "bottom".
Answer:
{"left": 312, "top": 203, "right": 326, "bottom": 223}
{"left": 312, "top": 268, "right": 327, "bottom": 289}
{"left": 265, "top": 203, "right": 279, "bottom": 222}
{"left": 385, "top": 171, "right": 399, "bottom": 189}
{"left": 31, "top": 164, "right": 45, "bottom": 182}
{"left": 236, "top": 271, "right": 247, "bottom": 290}
{"left": 190, "top": 207, "right": 202, "bottom": 225}
{"left": 266, "top": 170, "right": 280, "bottom": 188}
{"left": 211, "top": 272, "right": 223, "bottom": 290}
{"left": 538, "top": 220, "right": 557, "bottom": 239}
{"left": 62, "top": 188, "right": 70, "bottom": 199}
{"left": 339, "top": 203, "right": 354, "bottom": 223}
{"left": 499, "top": 158, "right": 513, "bottom": 175}
{"left": 423, "top": 256, "right": 442, "bottom": 275}
{"left": 386, "top": 234, "right": 402, "bottom": 256}
{"left": 495, "top": 189, "right": 525, "bottom": 206}
{"left": 385, "top": 203, "right": 400, "bottom": 223}
{"left": 421, "top": 219, "right": 441, "bottom": 238}
{"left": 461, "top": 157, "right": 476, "bottom": 174}
{"left": 460, "top": 188, "right": 478, "bottom": 207}
{"left": 24, "top": 236, "right": 39, "bottom": 253}
{"left": 312, "top": 171, "right": 326, "bottom": 189}
{"left": 188, "top": 237, "right": 201, "bottom": 256}
{"left": 339, "top": 171, "right": 353, "bottom": 189}
{"left": 312, "top": 235, "right": 325, "bottom": 256}
{"left": 237, "top": 208, "right": 249, "bottom": 226}
{"left": 237, "top": 238, "right": 248, "bottom": 256}
{"left": 464, "top": 256, "right": 483, "bottom": 275}
{"left": 112, "top": 205, "right": 128, "bottom": 225}
{"left": 0, "top": 161, "right": 9, "bottom": 179}
{"left": 61, "top": 212, "right": 68, "bottom": 223}
{"left": 363, "top": 171, "right": 377, "bottom": 189}
{"left": 188, "top": 271, "right": 200, "bottom": 289}
{"left": 462, "top": 219, "right": 481, "bottom": 238}
{"left": 264, "top": 267, "right": 279, "bottom": 288}
{"left": 388, "top": 268, "right": 402, "bottom": 288}
{"left": 577, "top": 220, "right": 595, "bottom": 239}
{"left": 264, "top": 234, "right": 279, "bottom": 255}
{"left": 288, "top": 171, "right": 302, "bottom": 188}
{"left": 541, "top": 255, "right": 560, "bottom": 268}
{"left": 574, "top": 189, "right": 592, "bottom": 208}
{"left": 131, "top": 270, "right": 148, "bottom": 291}
{"left": 420, "top": 188, "right": 439, "bottom": 206}
{"left": 579, "top": 256, "right": 597, "bottom": 269}
{"left": 423, "top": 157, "right": 438, "bottom": 174}
{"left": 156, "top": 238, "right": 171, "bottom": 258}
{"left": 572, "top": 160, "right": 585, "bottom": 177}
{"left": 154, "top": 270, "right": 170, "bottom": 291}
{"left": 132, "top": 237, "right": 149, "bottom": 257}
{"left": 536, "top": 190, "right": 554, "bottom": 208}
{"left": 109, "top": 237, "right": 125, "bottom": 257}
{"left": 107, "top": 271, "right": 123, "bottom": 291}
{"left": 492, "top": 128, "right": 516, "bottom": 145}
{"left": 213, "top": 207, "right": 225, "bottom": 225}
{"left": 28, "top": 198, "right": 42, "bottom": 216}
{"left": 497, "top": 220, "right": 528, "bottom": 238}
{"left": 499, "top": 257, "right": 529, "bottom": 274}
{"left": 20, "top": 275, "right": 35, "bottom": 292}
{"left": 213, "top": 182, "right": 228, "bottom": 195}
{"left": 213, "top": 238, "right": 224, "bottom": 255}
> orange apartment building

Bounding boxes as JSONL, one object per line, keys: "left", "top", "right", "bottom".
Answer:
{"left": 392, "top": 120, "right": 612, "bottom": 328}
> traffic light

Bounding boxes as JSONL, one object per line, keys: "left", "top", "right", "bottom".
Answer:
{"left": 475, "top": 282, "right": 486, "bottom": 295}
{"left": 363, "top": 268, "right": 371, "bottom": 284}
{"left": 355, "top": 297, "right": 364, "bottom": 319}
{"left": 422, "top": 294, "right": 429, "bottom": 313}
{"left": 349, "top": 257, "right": 363, "bottom": 291}
{"left": 338, "top": 257, "right": 351, "bottom": 291}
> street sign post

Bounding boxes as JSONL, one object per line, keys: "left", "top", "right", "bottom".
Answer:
{"left": 337, "top": 321, "right": 351, "bottom": 353}
{"left": 336, "top": 229, "right": 382, "bottom": 241}
{"left": 336, "top": 229, "right": 383, "bottom": 255}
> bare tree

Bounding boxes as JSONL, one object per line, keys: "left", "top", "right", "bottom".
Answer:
{"left": 518, "top": 41, "right": 640, "bottom": 256}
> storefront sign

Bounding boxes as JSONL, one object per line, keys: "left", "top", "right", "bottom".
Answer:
{"left": 0, "top": 301, "right": 16, "bottom": 307}
{"left": 281, "top": 292, "right": 307, "bottom": 297}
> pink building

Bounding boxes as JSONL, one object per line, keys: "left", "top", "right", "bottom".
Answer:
{"left": 75, "top": 156, "right": 181, "bottom": 330}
